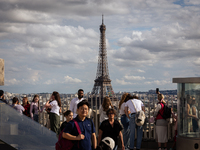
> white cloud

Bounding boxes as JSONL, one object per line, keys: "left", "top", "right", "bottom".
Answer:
{"left": 116, "top": 79, "right": 132, "bottom": 85}
{"left": 124, "top": 75, "right": 145, "bottom": 80}
{"left": 193, "top": 58, "right": 200, "bottom": 66}
{"left": 5, "top": 78, "right": 20, "bottom": 86}
{"left": 64, "top": 76, "right": 82, "bottom": 83}
{"left": 44, "top": 79, "right": 58, "bottom": 85}
{"left": 137, "top": 69, "right": 145, "bottom": 73}
{"left": 145, "top": 80, "right": 171, "bottom": 85}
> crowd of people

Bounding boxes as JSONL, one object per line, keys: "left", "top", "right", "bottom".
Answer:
{"left": 0, "top": 89, "right": 180, "bottom": 150}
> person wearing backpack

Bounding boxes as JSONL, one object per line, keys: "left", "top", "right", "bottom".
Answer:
{"left": 125, "top": 95, "right": 145, "bottom": 150}
{"left": 154, "top": 93, "right": 168, "bottom": 150}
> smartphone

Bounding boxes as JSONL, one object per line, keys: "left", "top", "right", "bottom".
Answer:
{"left": 156, "top": 88, "right": 159, "bottom": 94}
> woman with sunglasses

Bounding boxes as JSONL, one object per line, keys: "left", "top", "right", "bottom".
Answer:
{"left": 98, "top": 108, "right": 125, "bottom": 150}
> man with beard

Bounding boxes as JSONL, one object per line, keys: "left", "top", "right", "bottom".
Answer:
{"left": 70, "top": 89, "right": 84, "bottom": 118}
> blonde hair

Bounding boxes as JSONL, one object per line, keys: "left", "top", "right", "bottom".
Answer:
{"left": 158, "top": 93, "right": 166, "bottom": 104}
{"left": 102, "top": 96, "right": 113, "bottom": 111}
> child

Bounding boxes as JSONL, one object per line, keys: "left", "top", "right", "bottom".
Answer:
{"left": 60, "top": 110, "right": 73, "bottom": 131}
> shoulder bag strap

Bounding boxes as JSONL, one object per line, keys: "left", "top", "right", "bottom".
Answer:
{"left": 73, "top": 119, "right": 81, "bottom": 148}
{"left": 73, "top": 119, "right": 81, "bottom": 134}
{"left": 131, "top": 100, "right": 137, "bottom": 113}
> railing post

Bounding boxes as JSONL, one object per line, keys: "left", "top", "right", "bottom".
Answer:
{"left": 148, "top": 94, "right": 152, "bottom": 139}
{"left": 143, "top": 95, "right": 147, "bottom": 139}
{"left": 153, "top": 95, "right": 156, "bottom": 139}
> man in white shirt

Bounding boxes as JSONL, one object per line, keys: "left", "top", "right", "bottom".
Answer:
{"left": 125, "top": 96, "right": 145, "bottom": 150}
{"left": 69, "top": 89, "right": 84, "bottom": 118}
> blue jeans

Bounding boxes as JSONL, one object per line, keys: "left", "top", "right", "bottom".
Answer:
{"left": 113, "top": 145, "right": 118, "bottom": 150}
{"left": 33, "top": 114, "right": 38, "bottom": 122}
{"left": 129, "top": 113, "right": 143, "bottom": 149}
{"left": 121, "top": 114, "right": 130, "bottom": 148}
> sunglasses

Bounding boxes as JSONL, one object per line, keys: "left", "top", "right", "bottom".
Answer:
{"left": 108, "top": 113, "right": 114, "bottom": 115}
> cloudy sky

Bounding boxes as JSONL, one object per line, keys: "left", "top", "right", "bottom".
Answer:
{"left": 0, "top": 0, "right": 200, "bottom": 94}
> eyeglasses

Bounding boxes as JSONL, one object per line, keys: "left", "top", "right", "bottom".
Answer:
{"left": 80, "top": 108, "right": 88, "bottom": 111}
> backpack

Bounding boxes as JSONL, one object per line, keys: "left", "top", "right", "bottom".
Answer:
{"left": 55, "top": 119, "right": 81, "bottom": 150}
{"left": 131, "top": 100, "right": 145, "bottom": 126}
{"left": 159, "top": 102, "right": 171, "bottom": 119}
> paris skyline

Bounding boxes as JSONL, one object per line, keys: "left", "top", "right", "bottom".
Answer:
{"left": 0, "top": 0, "right": 200, "bottom": 94}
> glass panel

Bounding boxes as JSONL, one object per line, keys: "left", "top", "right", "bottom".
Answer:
{"left": 0, "top": 102, "right": 57, "bottom": 150}
{"left": 178, "top": 83, "right": 200, "bottom": 138}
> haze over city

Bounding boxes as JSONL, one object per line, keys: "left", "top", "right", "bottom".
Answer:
{"left": 0, "top": 0, "right": 200, "bottom": 94}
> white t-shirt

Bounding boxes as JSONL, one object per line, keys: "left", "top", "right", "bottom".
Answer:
{"left": 99, "top": 105, "right": 112, "bottom": 123}
{"left": 50, "top": 100, "right": 60, "bottom": 116}
{"left": 125, "top": 99, "right": 144, "bottom": 114}
{"left": 119, "top": 102, "right": 126, "bottom": 115}
{"left": 69, "top": 97, "right": 84, "bottom": 118}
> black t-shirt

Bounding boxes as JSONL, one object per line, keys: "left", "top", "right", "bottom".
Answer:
{"left": 0, "top": 98, "right": 8, "bottom": 104}
{"left": 99, "top": 119, "right": 123, "bottom": 146}
{"left": 60, "top": 121, "right": 68, "bottom": 131}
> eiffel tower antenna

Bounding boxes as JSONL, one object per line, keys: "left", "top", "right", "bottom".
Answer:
{"left": 91, "top": 15, "right": 114, "bottom": 99}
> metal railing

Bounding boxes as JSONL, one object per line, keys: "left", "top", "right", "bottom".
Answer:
{"left": 37, "top": 94, "right": 177, "bottom": 141}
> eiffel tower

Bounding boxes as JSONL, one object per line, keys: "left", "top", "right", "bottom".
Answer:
{"left": 91, "top": 15, "right": 114, "bottom": 99}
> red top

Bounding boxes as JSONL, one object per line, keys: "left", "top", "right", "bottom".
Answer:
{"left": 23, "top": 104, "right": 30, "bottom": 117}
{"left": 156, "top": 102, "right": 164, "bottom": 120}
